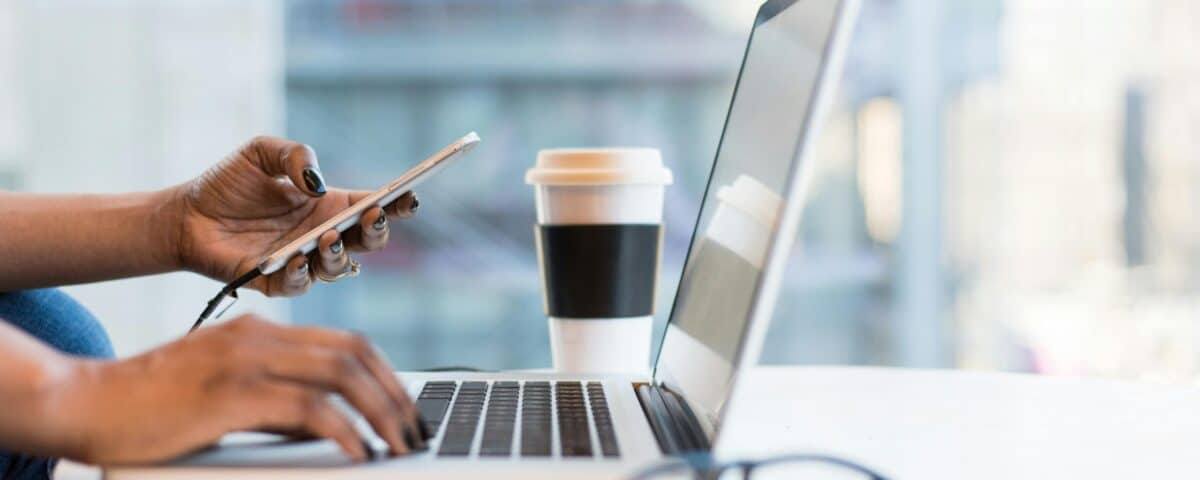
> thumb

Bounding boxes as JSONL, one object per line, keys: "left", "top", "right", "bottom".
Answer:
{"left": 246, "top": 136, "right": 327, "bottom": 197}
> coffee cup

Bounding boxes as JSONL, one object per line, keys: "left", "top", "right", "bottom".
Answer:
{"left": 526, "top": 148, "right": 673, "bottom": 374}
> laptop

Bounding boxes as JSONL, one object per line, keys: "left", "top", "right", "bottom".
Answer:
{"left": 107, "top": 0, "right": 857, "bottom": 477}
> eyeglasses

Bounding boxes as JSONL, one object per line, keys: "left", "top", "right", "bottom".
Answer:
{"left": 629, "top": 452, "right": 890, "bottom": 480}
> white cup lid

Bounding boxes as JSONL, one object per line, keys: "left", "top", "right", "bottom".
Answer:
{"left": 715, "top": 175, "right": 783, "bottom": 229}
{"left": 526, "top": 148, "right": 674, "bottom": 186}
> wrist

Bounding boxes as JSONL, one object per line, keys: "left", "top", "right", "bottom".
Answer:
{"left": 19, "top": 354, "right": 100, "bottom": 460}
{"left": 152, "top": 184, "right": 190, "bottom": 273}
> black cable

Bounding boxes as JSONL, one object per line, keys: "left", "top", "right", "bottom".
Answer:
{"left": 189, "top": 268, "right": 263, "bottom": 333}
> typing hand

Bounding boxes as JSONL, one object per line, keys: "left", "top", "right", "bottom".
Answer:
{"left": 49, "top": 315, "right": 424, "bottom": 464}
{"left": 169, "top": 136, "right": 419, "bottom": 296}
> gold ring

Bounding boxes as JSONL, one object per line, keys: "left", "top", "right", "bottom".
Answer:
{"left": 315, "top": 258, "right": 361, "bottom": 283}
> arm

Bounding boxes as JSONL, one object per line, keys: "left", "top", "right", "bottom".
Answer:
{"left": 0, "top": 315, "right": 426, "bottom": 464}
{"left": 0, "top": 189, "right": 184, "bottom": 291}
{"left": 0, "top": 319, "right": 82, "bottom": 456}
{"left": 0, "top": 136, "right": 418, "bottom": 294}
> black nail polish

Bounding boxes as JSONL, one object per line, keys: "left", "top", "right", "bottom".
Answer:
{"left": 302, "top": 168, "right": 327, "bottom": 195}
{"left": 416, "top": 417, "right": 432, "bottom": 441}
{"left": 410, "top": 198, "right": 420, "bottom": 212}
{"left": 330, "top": 239, "right": 343, "bottom": 255}
{"left": 402, "top": 425, "right": 420, "bottom": 451}
{"left": 360, "top": 439, "right": 377, "bottom": 461}
{"left": 373, "top": 213, "right": 387, "bottom": 231}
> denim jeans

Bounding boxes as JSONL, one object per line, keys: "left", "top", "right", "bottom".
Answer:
{"left": 0, "top": 289, "right": 113, "bottom": 480}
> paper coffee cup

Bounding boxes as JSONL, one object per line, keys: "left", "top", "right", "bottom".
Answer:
{"left": 526, "top": 148, "right": 672, "bottom": 374}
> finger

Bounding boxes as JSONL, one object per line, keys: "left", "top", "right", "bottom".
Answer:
{"left": 304, "top": 396, "right": 371, "bottom": 462}
{"left": 252, "top": 427, "right": 317, "bottom": 440}
{"left": 304, "top": 396, "right": 369, "bottom": 458}
{"left": 254, "top": 341, "right": 410, "bottom": 455}
{"left": 384, "top": 191, "right": 419, "bottom": 219}
{"left": 265, "top": 256, "right": 312, "bottom": 297}
{"left": 338, "top": 217, "right": 384, "bottom": 255}
{"left": 351, "top": 341, "right": 426, "bottom": 450}
{"left": 343, "top": 190, "right": 418, "bottom": 223}
{"left": 314, "top": 230, "right": 349, "bottom": 278}
{"left": 344, "top": 207, "right": 388, "bottom": 253}
{"left": 246, "top": 136, "right": 327, "bottom": 197}
{"left": 264, "top": 325, "right": 424, "bottom": 449}
{"left": 243, "top": 382, "right": 367, "bottom": 462}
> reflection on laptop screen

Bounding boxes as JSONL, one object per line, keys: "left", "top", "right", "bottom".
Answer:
{"left": 654, "top": 0, "right": 844, "bottom": 433}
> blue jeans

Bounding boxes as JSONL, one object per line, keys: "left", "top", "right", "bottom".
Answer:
{"left": 0, "top": 289, "right": 113, "bottom": 480}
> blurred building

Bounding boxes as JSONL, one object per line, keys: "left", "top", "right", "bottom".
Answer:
{"left": 947, "top": 0, "right": 1200, "bottom": 381}
{"left": 281, "top": 0, "right": 1005, "bottom": 370}
{"left": 0, "top": 0, "right": 1198, "bottom": 382}
{"left": 284, "top": 0, "right": 745, "bottom": 369}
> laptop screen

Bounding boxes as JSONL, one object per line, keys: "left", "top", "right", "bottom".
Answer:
{"left": 653, "top": 0, "right": 848, "bottom": 435}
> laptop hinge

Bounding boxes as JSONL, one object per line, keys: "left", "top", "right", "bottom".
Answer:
{"left": 634, "top": 384, "right": 711, "bottom": 455}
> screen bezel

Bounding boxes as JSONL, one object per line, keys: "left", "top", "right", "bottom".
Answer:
{"left": 650, "top": 0, "right": 858, "bottom": 441}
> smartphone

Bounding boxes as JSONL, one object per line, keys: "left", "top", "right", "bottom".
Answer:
{"left": 256, "top": 131, "right": 480, "bottom": 275}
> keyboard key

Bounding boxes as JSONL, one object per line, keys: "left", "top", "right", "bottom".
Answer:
{"left": 479, "top": 383, "right": 517, "bottom": 456}
{"left": 438, "top": 383, "right": 486, "bottom": 457}
{"left": 520, "top": 381, "right": 553, "bottom": 456}
{"left": 416, "top": 398, "right": 451, "bottom": 430}
{"left": 587, "top": 383, "right": 620, "bottom": 457}
{"left": 556, "top": 382, "right": 592, "bottom": 457}
{"left": 417, "top": 381, "right": 459, "bottom": 433}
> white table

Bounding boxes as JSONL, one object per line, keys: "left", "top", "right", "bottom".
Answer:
{"left": 94, "top": 366, "right": 1200, "bottom": 479}
{"left": 719, "top": 366, "right": 1200, "bottom": 478}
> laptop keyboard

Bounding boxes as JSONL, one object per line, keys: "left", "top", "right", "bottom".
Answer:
{"left": 415, "top": 380, "right": 619, "bottom": 459}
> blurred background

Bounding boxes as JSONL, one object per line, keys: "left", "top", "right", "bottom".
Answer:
{"left": 1, "top": 0, "right": 1198, "bottom": 382}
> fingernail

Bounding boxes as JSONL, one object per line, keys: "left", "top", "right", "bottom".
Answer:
{"left": 417, "top": 417, "right": 432, "bottom": 440}
{"left": 297, "top": 262, "right": 308, "bottom": 275}
{"left": 402, "top": 425, "right": 418, "bottom": 451}
{"left": 400, "top": 427, "right": 415, "bottom": 451}
{"left": 302, "top": 168, "right": 327, "bottom": 195}
{"left": 410, "top": 197, "right": 420, "bottom": 212}
{"left": 330, "top": 239, "right": 343, "bottom": 255}
{"left": 373, "top": 211, "right": 387, "bottom": 231}
{"left": 360, "top": 439, "right": 376, "bottom": 462}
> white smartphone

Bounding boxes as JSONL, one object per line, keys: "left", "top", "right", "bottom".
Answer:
{"left": 256, "top": 131, "right": 480, "bottom": 275}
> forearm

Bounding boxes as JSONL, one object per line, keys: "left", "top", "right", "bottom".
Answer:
{"left": 0, "top": 188, "right": 183, "bottom": 290}
{"left": 0, "top": 321, "right": 91, "bottom": 458}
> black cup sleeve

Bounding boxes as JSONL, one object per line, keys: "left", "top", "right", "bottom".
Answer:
{"left": 535, "top": 224, "right": 662, "bottom": 318}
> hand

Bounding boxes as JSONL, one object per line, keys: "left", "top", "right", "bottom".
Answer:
{"left": 171, "top": 136, "right": 420, "bottom": 296}
{"left": 46, "top": 315, "right": 424, "bottom": 465}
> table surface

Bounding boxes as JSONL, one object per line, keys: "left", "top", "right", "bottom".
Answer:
{"left": 82, "top": 366, "right": 1200, "bottom": 479}
{"left": 719, "top": 366, "right": 1200, "bottom": 479}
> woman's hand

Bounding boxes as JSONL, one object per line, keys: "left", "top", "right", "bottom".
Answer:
{"left": 170, "top": 136, "right": 419, "bottom": 296}
{"left": 44, "top": 315, "right": 424, "bottom": 465}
